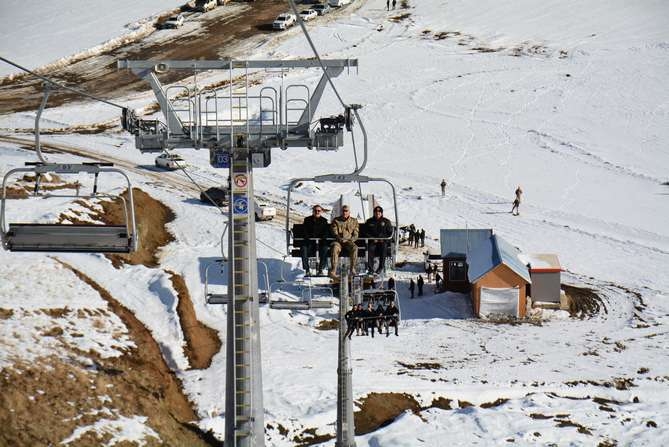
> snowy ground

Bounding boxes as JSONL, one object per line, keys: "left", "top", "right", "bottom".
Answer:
{"left": 1, "top": 0, "right": 669, "bottom": 445}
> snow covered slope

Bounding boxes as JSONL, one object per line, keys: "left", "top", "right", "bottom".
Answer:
{"left": 1, "top": 0, "right": 668, "bottom": 445}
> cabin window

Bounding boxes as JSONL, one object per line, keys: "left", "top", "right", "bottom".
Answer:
{"left": 448, "top": 261, "right": 467, "bottom": 281}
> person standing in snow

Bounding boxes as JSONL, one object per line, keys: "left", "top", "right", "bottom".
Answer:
{"left": 409, "top": 278, "right": 415, "bottom": 299}
{"left": 417, "top": 275, "right": 424, "bottom": 296}
{"left": 386, "top": 0, "right": 389, "bottom": 10}
{"left": 344, "top": 305, "right": 357, "bottom": 340}
{"left": 426, "top": 264, "right": 433, "bottom": 282}
{"left": 392, "top": 0, "right": 396, "bottom": 9}
{"left": 440, "top": 178, "right": 447, "bottom": 196}
{"left": 435, "top": 271, "right": 442, "bottom": 290}
{"left": 419, "top": 229, "right": 425, "bottom": 247}
{"left": 387, "top": 276, "right": 395, "bottom": 290}
{"left": 511, "top": 185, "right": 523, "bottom": 216}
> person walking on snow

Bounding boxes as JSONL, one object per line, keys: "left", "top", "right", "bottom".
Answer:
{"left": 511, "top": 185, "right": 523, "bottom": 216}
{"left": 409, "top": 278, "right": 415, "bottom": 299}
{"left": 419, "top": 229, "right": 425, "bottom": 247}
{"left": 417, "top": 275, "right": 424, "bottom": 296}
{"left": 386, "top": 0, "right": 389, "bottom": 10}
{"left": 440, "top": 178, "right": 447, "bottom": 196}
{"left": 392, "top": 0, "right": 396, "bottom": 9}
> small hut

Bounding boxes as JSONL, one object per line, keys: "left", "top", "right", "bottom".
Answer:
{"left": 522, "top": 253, "right": 562, "bottom": 303}
{"left": 467, "top": 235, "right": 531, "bottom": 318}
{"left": 439, "top": 229, "right": 492, "bottom": 292}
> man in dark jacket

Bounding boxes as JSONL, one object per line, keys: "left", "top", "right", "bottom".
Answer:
{"left": 384, "top": 301, "right": 399, "bottom": 336}
{"left": 417, "top": 275, "right": 424, "bottom": 296}
{"left": 301, "top": 204, "right": 330, "bottom": 276}
{"left": 365, "top": 206, "right": 394, "bottom": 274}
{"left": 344, "top": 305, "right": 356, "bottom": 340}
{"left": 387, "top": 276, "right": 395, "bottom": 290}
{"left": 409, "top": 278, "right": 415, "bottom": 299}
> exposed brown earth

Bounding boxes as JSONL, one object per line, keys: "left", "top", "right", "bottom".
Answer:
{"left": 0, "top": 0, "right": 299, "bottom": 114}
{"left": 0, "top": 261, "right": 214, "bottom": 446}
{"left": 354, "top": 392, "right": 421, "bottom": 435}
{"left": 168, "top": 270, "right": 222, "bottom": 370}
{"left": 100, "top": 188, "right": 176, "bottom": 269}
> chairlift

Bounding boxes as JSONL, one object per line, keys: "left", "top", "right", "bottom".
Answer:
{"left": 204, "top": 258, "right": 272, "bottom": 305}
{"left": 1, "top": 162, "right": 138, "bottom": 253}
{"left": 361, "top": 288, "right": 401, "bottom": 323}
{"left": 0, "top": 83, "right": 138, "bottom": 253}
{"left": 284, "top": 174, "right": 400, "bottom": 274}
{"left": 268, "top": 279, "right": 334, "bottom": 310}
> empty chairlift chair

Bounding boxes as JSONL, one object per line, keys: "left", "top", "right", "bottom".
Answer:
{"left": 1, "top": 162, "right": 138, "bottom": 253}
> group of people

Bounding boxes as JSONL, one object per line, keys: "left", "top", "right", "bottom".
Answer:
{"left": 300, "top": 204, "right": 394, "bottom": 279}
{"left": 400, "top": 224, "right": 425, "bottom": 248}
{"left": 344, "top": 301, "right": 400, "bottom": 338}
{"left": 385, "top": 0, "right": 397, "bottom": 11}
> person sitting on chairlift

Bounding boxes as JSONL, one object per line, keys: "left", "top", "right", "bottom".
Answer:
{"left": 330, "top": 205, "right": 359, "bottom": 278}
{"left": 301, "top": 204, "right": 330, "bottom": 276}
{"left": 383, "top": 301, "right": 399, "bottom": 336}
{"left": 365, "top": 206, "right": 393, "bottom": 274}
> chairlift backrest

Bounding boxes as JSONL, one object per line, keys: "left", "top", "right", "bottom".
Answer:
{"left": 1, "top": 163, "right": 138, "bottom": 253}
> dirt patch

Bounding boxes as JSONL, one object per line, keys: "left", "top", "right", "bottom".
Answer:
{"left": 555, "top": 417, "right": 592, "bottom": 435}
{"left": 430, "top": 397, "right": 453, "bottom": 410}
{"left": 315, "top": 319, "right": 339, "bottom": 331}
{"left": 0, "top": 0, "right": 308, "bottom": 114}
{"left": 354, "top": 392, "right": 421, "bottom": 435}
{"left": 292, "top": 427, "right": 335, "bottom": 447}
{"left": 1, "top": 261, "right": 216, "bottom": 447}
{"left": 389, "top": 13, "right": 412, "bottom": 23}
{"left": 562, "top": 284, "right": 605, "bottom": 318}
{"left": 0, "top": 308, "right": 14, "bottom": 319}
{"left": 6, "top": 119, "right": 119, "bottom": 135}
{"left": 4, "top": 185, "right": 29, "bottom": 199}
{"left": 479, "top": 397, "right": 509, "bottom": 408}
{"left": 167, "top": 270, "right": 221, "bottom": 369}
{"left": 98, "top": 188, "right": 176, "bottom": 268}
{"left": 397, "top": 361, "right": 442, "bottom": 370}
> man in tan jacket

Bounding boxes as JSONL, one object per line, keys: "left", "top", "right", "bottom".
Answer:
{"left": 330, "top": 205, "right": 359, "bottom": 278}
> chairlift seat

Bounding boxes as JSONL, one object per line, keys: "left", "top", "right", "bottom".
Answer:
{"left": 5, "top": 223, "right": 132, "bottom": 253}
{"left": 270, "top": 300, "right": 332, "bottom": 310}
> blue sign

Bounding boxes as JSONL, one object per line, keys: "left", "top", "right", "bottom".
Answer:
{"left": 233, "top": 196, "right": 249, "bottom": 215}
{"left": 211, "top": 150, "right": 230, "bottom": 169}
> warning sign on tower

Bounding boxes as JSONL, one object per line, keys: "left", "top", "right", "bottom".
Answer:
{"left": 234, "top": 174, "right": 248, "bottom": 189}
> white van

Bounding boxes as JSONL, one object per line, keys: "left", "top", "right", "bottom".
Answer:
{"left": 254, "top": 200, "right": 276, "bottom": 221}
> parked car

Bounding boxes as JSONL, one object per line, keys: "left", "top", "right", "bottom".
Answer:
{"left": 310, "top": 3, "right": 331, "bottom": 15}
{"left": 272, "top": 13, "right": 296, "bottom": 30}
{"left": 200, "top": 187, "right": 229, "bottom": 206}
{"left": 299, "top": 9, "right": 318, "bottom": 21}
{"left": 155, "top": 153, "right": 186, "bottom": 170}
{"left": 254, "top": 200, "right": 276, "bottom": 221}
{"left": 163, "top": 14, "right": 185, "bottom": 28}
{"left": 194, "top": 0, "right": 217, "bottom": 12}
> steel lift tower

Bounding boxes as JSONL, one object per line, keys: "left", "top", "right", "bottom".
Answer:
{"left": 119, "top": 58, "right": 358, "bottom": 446}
